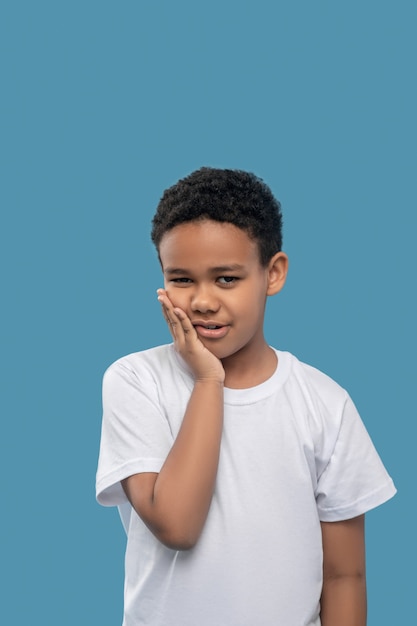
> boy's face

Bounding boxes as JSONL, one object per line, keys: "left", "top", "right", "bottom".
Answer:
{"left": 159, "top": 219, "right": 287, "bottom": 365}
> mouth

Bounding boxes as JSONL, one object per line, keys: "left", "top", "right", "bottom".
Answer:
{"left": 192, "top": 322, "right": 230, "bottom": 339}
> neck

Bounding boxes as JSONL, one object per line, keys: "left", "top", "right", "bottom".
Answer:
{"left": 222, "top": 343, "right": 277, "bottom": 389}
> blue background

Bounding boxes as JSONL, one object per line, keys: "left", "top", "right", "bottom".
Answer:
{"left": 2, "top": 1, "right": 415, "bottom": 623}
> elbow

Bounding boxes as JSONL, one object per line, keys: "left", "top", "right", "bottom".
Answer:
{"left": 137, "top": 508, "right": 201, "bottom": 550}
{"left": 128, "top": 494, "right": 204, "bottom": 550}
{"left": 162, "top": 538, "right": 197, "bottom": 551}
{"left": 156, "top": 526, "right": 200, "bottom": 551}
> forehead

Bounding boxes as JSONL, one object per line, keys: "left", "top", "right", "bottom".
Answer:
{"left": 159, "top": 220, "right": 260, "bottom": 269}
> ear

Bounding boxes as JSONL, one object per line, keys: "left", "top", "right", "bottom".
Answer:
{"left": 266, "top": 252, "right": 288, "bottom": 296}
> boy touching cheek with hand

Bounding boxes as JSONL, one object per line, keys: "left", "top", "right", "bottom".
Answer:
{"left": 96, "top": 167, "right": 396, "bottom": 626}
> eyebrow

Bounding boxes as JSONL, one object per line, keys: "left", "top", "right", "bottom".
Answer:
{"left": 164, "top": 264, "right": 246, "bottom": 275}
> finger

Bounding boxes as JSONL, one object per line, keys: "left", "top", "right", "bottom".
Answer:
{"left": 157, "top": 290, "right": 181, "bottom": 325}
{"left": 157, "top": 292, "right": 176, "bottom": 335}
{"left": 162, "top": 305, "right": 179, "bottom": 338}
{"left": 167, "top": 307, "right": 190, "bottom": 340}
{"left": 173, "top": 307, "right": 196, "bottom": 338}
{"left": 157, "top": 291, "right": 173, "bottom": 318}
{"left": 157, "top": 293, "right": 185, "bottom": 341}
{"left": 164, "top": 305, "right": 193, "bottom": 344}
{"left": 156, "top": 290, "right": 196, "bottom": 343}
{"left": 157, "top": 289, "right": 174, "bottom": 314}
{"left": 160, "top": 302, "right": 172, "bottom": 327}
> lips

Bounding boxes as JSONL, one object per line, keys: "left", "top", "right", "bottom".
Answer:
{"left": 192, "top": 321, "right": 230, "bottom": 339}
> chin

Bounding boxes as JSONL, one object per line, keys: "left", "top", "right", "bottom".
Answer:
{"left": 202, "top": 343, "right": 232, "bottom": 361}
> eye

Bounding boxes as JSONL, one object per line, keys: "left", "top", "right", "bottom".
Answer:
{"left": 218, "top": 276, "right": 238, "bottom": 285}
{"left": 170, "top": 277, "right": 192, "bottom": 284}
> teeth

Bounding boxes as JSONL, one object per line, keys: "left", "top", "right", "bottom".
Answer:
{"left": 205, "top": 325, "right": 219, "bottom": 329}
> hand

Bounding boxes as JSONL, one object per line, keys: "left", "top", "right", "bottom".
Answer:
{"left": 157, "top": 289, "right": 225, "bottom": 384}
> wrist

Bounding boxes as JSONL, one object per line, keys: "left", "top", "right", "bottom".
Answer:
{"left": 194, "top": 377, "right": 225, "bottom": 387}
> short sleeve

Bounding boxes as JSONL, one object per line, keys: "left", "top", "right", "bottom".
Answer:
{"left": 316, "top": 394, "right": 396, "bottom": 521}
{"left": 95, "top": 358, "right": 173, "bottom": 507}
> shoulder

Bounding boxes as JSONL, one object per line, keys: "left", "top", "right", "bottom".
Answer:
{"left": 277, "top": 351, "right": 352, "bottom": 459}
{"left": 281, "top": 350, "right": 349, "bottom": 409}
{"left": 103, "top": 343, "right": 179, "bottom": 392}
{"left": 105, "top": 343, "right": 174, "bottom": 377}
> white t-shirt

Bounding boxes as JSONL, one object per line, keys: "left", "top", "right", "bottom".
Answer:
{"left": 96, "top": 345, "right": 396, "bottom": 626}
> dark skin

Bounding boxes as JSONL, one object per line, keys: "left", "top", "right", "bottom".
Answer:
{"left": 320, "top": 515, "right": 367, "bottom": 625}
{"left": 122, "top": 220, "right": 367, "bottom": 625}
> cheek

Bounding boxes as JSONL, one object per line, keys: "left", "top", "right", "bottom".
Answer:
{"left": 165, "top": 288, "right": 188, "bottom": 310}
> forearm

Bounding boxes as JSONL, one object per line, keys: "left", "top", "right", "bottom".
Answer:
{"left": 320, "top": 574, "right": 367, "bottom": 626}
{"left": 320, "top": 516, "right": 367, "bottom": 626}
{"left": 154, "top": 379, "right": 223, "bottom": 546}
{"left": 125, "top": 379, "right": 224, "bottom": 549}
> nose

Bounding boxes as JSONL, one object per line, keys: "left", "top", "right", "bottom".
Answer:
{"left": 190, "top": 284, "right": 220, "bottom": 313}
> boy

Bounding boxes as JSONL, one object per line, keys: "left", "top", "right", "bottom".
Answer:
{"left": 96, "top": 167, "right": 396, "bottom": 625}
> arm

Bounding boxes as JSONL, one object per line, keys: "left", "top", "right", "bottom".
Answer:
{"left": 122, "top": 290, "right": 225, "bottom": 551}
{"left": 320, "top": 515, "right": 367, "bottom": 626}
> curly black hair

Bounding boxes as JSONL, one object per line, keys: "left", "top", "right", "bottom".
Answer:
{"left": 151, "top": 167, "right": 283, "bottom": 266}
